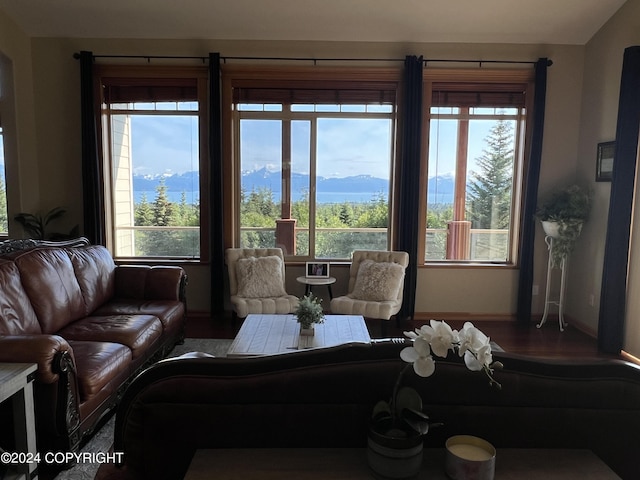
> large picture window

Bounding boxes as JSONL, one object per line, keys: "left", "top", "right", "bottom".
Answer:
{"left": 422, "top": 71, "right": 532, "bottom": 264}
{"left": 227, "top": 68, "right": 400, "bottom": 260}
{"left": 98, "top": 67, "right": 208, "bottom": 259}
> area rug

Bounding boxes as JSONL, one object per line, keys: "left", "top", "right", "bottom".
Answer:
{"left": 52, "top": 338, "right": 232, "bottom": 480}
{"left": 168, "top": 338, "right": 233, "bottom": 358}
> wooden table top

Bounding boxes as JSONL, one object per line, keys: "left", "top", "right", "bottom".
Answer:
{"left": 185, "top": 448, "right": 621, "bottom": 480}
{"left": 227, "top": 314, "right": 371, "bottom": 357}
{"left": 0, "top": 363, "right": 37, "bottom": 403}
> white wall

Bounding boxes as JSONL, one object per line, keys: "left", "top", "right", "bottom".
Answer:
{"left": 0, "top": 9, "right": 40, "bottom": 224}
{"left": 569, "top": 0, "right": 640, "bottom": 345}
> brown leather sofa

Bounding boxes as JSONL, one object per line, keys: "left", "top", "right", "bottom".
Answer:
{"left": 96, "top": 342, "right": 640, "bottom": 480}
{"left": 0, "top": 238, "right": 187, "bottom": 460}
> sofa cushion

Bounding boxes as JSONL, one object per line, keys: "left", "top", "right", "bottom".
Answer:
{"left": 351, "top": 259, "right": 405, "bottom": 301}
{"left": 69, "top": 246, "right": 116, "bottom": 313}
{"left": 12, "top": 248, "right": 86, "bottom": 333}
{"left": 59, "top": 315, "right": 163, "bottom": 359}
{"left": 113, "top": 265, "right": 184, "bottom": 301}
{"left": 0, "top": 260, "right": 41, "bottom": 335}
{"left": 94, "top": 299, "right": 185, "bottom": 332}
{"left": 235, "top": 255, "right": 287, "bottom": 298}
{"left": 67, "top": 340, "right": 132, "bottom": 400}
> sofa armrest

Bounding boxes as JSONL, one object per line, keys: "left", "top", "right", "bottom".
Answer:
{"left": 0, "top": 334, "right": 75, "bottom": 384}
{"left": 114, "top": 265, "right": 187, "bottom": 302}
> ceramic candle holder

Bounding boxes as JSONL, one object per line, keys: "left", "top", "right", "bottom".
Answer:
{"left": 445, "top": 435, "right": 496, "bottom": 480}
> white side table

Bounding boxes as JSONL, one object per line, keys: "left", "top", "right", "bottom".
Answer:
{"left": 0, "top": 363, "right": 38, "bottom": 480}
{"left": 296, "top": 276, "right": 336, "bottom": 299}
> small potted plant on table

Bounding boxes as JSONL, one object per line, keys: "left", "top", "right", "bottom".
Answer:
{"left": 294, "top": 293, "right": 324, "bottom": 336}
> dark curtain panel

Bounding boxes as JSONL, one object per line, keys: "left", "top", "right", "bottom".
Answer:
{"left": 397, "top": 55, "right": 423, "bottom": 322}
{"left": 209, "top": 53, "right": 225, "bottom": 314}
{"left": 598, "top": 46, "right": 640, "bottom": 353}
{"left": 79, "top": 51, "right": 106, "bottom": 245}
{"left": 516, "top": 58, "right": 549, "bottom": 323}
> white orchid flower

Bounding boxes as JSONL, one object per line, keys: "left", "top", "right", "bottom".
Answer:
{"left": 458, "top": 322, "right": 487, "bottom": 352}
{"left": 427, "top": 319, "right": 458, "bottom": 358}
{"left": 401, "top": 320, "right": 500, "bottom": 385}
{"left": 458, "top": 322, "right": 493, "bottom": 370}
{"left": 400, "top": 337, "right": 436, "bottom": 377}
{"left": 404, "top": 323, "right": 435, "bottom": 342}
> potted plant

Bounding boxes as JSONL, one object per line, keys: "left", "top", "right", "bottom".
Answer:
{"left": 14, "top": 206, "right": 79, "bottom": 240}
{"left": 536, "top": 184, "right": 591, "bottom": 267}
{"left": 294, "top": 293, "right": 325, "bottom": 335}
{"left": 368, "top": 320, "right": 502, "bottom": 479}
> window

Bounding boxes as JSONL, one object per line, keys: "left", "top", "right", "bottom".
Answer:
{"left": 98, "top": 67, "right": 208, "bottom": 259}
{"left": 422, "top": 71, "right": 532, "bottom": 264}
{"left": 227, "top": 68, "right": 399, "bottom": 260}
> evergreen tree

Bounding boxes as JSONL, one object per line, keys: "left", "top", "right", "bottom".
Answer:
{"left": 354, "top": 192, "right": 388, "bottom": 228}
{"left": 135, "top": 192, "right": 154, "bottom": 226}
{"left": 152, "top": 178, "right": 174, "bottom": 226}
{"left": 466, "top": 119, "right": 514, "bottom": 229}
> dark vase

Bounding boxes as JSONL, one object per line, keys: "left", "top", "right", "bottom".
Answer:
{"left": 367, "top": 419, "right": 424, "bottom": 479}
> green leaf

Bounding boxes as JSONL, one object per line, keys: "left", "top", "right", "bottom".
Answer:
{"left": 43, "top": 207, "right": 67, "bottom": 226}
{"left": 401, "top": 408, "right": 431, "bottom": 435}
{"left": 371, "top": 400, "right": 391, "bottom": 420}
{"left": 394, "top": 386, "right": 422, "bottom": 417}
{"left": 14, "top": 213, "right": 44, "bottom": 239}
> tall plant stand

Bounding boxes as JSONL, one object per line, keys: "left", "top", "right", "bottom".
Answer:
{"left": 537, "top": 235, "right": 568, "bottom": 332}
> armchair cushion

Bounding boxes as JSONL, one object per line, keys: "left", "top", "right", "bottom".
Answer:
{"left": 236, "top": 255, "right": 287, "bottom": 298}
{"left": 351, "top": 259, "right": 405, "bottom": 302}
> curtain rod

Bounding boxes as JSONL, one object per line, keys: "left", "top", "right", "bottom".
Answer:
{"left": 73, "top": 52, "right": 552, "bottom": 67}
{"left": 425, "top": 58, "right": 553, "bottom": 67}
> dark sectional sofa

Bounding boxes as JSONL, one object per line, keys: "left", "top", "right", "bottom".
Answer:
{"left": 96, "top": 341, "right": 640, "bottom": 480}
{"left": 0, "top": 238, "right": 187, "bottom": 461}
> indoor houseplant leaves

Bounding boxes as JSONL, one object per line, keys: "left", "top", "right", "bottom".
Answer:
{"left": 294, "top": 293, "right": 325, "bottom": 335}
{"left": 14, "top": 206, "right": 79, "bottom": 240}
{"left": 536, "top": 184, "right": 591, "bottom": 267}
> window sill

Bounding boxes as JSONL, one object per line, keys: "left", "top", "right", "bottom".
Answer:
{"left": 114, "top": 257, "right": 203, "bottom": 266}
{"left": 422, "top": 261, "right": 516, "bottom": 269}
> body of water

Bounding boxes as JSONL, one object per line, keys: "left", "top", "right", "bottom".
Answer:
{"left": 134, "top": 191, "right": 454, "bottom": 205}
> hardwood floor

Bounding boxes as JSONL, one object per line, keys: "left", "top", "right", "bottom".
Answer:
{"left": 186, "top": 313, "right": 620, "bottom": 360}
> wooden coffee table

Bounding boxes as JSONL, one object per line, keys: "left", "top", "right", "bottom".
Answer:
{"left": 184, "top": 448, "right": 622, "bottom": 479}
{"left": 227, "top": 314, "right": 371, "bottom": 357}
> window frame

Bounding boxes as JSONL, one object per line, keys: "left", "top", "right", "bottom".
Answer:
{"left": 221, "top": 65, "right": 402, "bottom": 260}
{"left": 419, "top": 68, "right": 535, "bottom": 267}
{"left": 95, "top": 65, "right": 210, "bottom": 262}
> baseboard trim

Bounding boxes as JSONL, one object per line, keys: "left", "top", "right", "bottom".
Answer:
{"left": 621, "top": 351, "right": 640, "bottom": 366}
{"left": 413, "top": 312, "right": 516, "bottom": 322}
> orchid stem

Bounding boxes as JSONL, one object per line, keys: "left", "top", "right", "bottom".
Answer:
{"left": 391, "top": 363, "right": 412, "bottom": 425}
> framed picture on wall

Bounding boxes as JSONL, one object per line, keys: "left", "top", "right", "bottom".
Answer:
{"left": 306, "top": 262, "right": 330, "bottom": 278}
{"left": 596, "top": 141, "right": 615, "bottom": 182}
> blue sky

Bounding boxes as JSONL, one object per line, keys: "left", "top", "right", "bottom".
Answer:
{"left": 429, "top": 119, "right": 496, "bottom": 177}
{"left": 128, "top": 114, "right": 504, "bottom": 180}
{"left": 131, "top": 115, "right": 199, "bottom": 177}
{"left": 240, "top": 118, "right": 394, "bottom": 179}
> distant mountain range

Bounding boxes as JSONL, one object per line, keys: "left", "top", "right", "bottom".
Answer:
{"left": 133, "top": 168, "right": 456, "bottom": 204}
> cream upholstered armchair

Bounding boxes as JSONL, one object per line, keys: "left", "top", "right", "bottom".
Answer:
{"left": 225, "top": 248, "right": 298, "bottom": 319}
{"left": 330, "top": 250, "right": 409, "bottom": 326}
